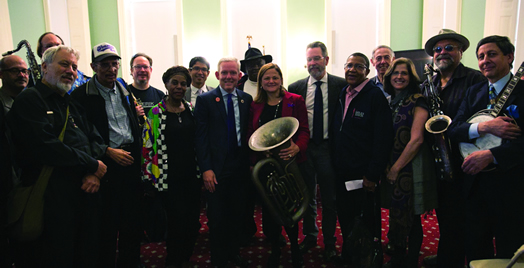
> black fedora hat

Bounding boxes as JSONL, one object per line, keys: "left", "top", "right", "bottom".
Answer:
{"left": 424, "top": 29, "right": 470, "bottom": 56}
{"left": 240, "top": 48, "right": 272, "bottom": 72}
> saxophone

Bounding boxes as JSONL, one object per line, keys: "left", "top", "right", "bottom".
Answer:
{"left": 423, "top": 64, "right": 454, "bottom": 181}
{"left": 3, "top": 40, "right": 41, "bottom": 83}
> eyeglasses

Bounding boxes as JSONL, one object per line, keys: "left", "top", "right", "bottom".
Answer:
{"left": 374, "top": 55, "right": 391, "bottom": 62}
{"left": 190, "top": 66, "right": 208, "bottom": 72}
{"left": 344, "top": 63, "right": 367, "bottom": 71}
{"left": 306, "top": 56, "right": 324, "bottom": 62}
{"left": 433, "top": 45, "right": 457, "bottom": 54}
{"left": 132, "top": 65, "right": 150, "bottom": 70}
{"left": 3, "top": 68, "right": 30, "bottom": 75}
{"left": 97, "top": 61, "right": 120, "bottom": 71}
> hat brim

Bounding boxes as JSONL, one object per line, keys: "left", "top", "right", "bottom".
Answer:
{"left": 93, "top": 54, "right": 121, "bottom": 63}
{"left": 240, "top": 55, "right": 273, "bottom": 73}
{"left": 424, "top": 33, "right": 470, "bottom": 56}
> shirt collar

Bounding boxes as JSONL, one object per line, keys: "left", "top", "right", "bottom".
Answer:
{"left": 191, "top": 84, "right": 206, "bottom": 92}
{"left": 308, "top": 73, "right": 328, "bottom": 87}
{"left": 347, "top": 78, "right": 370, "bottom": 93}
{"left": 219, "top": 86, "right": 237, "bottom": 97}
{"left": 94, "top": 76, "right": 116, "bottom": 93}
{"left": 490, "top": 71, "right": 512, "bottom": 93}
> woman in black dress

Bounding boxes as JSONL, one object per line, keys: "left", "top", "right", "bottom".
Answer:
{"left": 142, "top": 66, "right": 201, "bottom": 268}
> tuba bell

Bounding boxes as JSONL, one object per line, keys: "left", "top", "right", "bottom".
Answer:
{"left": 249, "top": 117, "right": 311, "bottom": 227}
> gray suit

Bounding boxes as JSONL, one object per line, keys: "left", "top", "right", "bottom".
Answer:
{"left": 185, "top": 85, "right": 215, "bottom": 106}
{"left": 288, "top": 74, "right": 347, "bottom": 246}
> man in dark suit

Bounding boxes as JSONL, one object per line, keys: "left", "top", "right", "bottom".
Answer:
{"left": 185, "top": 56, "right": 214, "bottom": 107}
{"left": 288, "top": 41, "right": 347, "bottom": 260}
{"left": 194, "top": 57, "right": 252, "bottom": 268}
{"left": 71, "top": 43, "right": 144, "bottom": 268}
{"left": 448, "top": 35, "right": 524, "bottom": 262}
{"left": 331, "top": 52, "right": 393, "bottom": 264}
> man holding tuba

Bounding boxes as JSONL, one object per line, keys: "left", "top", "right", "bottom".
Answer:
{"left": 448, "top": 35, "right": 524, "bottom": 263}
{"left": 421, "top": 29, "right": 486, "bottom": 268}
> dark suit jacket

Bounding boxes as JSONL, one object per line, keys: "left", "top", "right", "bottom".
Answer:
{"left": 288, "top": 74, "right": 347, "bottom": 141}
{"left": 448, "top": 78, "right": 524, "bottom": 195}
{"left": 331, "top": 81, "right": 393, "bottom": 183}
{"left": 248, "top": 91, "right": 310, "bottom": 164}
{"left": 194, "top": 86, "right": 253, "bottom": 178}
{"left": 184, "top": 85, "right": 215, "bottom": 105}
{"left": 71, "top": 75, "right": 142, "bottom": 178}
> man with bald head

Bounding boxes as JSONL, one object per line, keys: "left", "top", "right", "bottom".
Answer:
{"left": 0, "top": 54, "right": 28, "bottom": 267}
{"left": 370, "top": 45, "right": 395, "bottom": 100}
{"left": 30, "top": 32, "right": 90, "bottom": 92}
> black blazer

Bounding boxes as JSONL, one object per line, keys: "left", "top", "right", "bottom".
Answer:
{"left": 288, "top": 74, "right": 347, "bottom": 140}
{"left": 194, "top": 86, "right": 253, "bottom": 178}
{"left": 448, "top": 78, "right": 524, "bottom": 195}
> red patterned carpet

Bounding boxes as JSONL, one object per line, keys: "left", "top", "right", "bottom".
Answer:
{"left": 140, "top": 205, "right": 440, "bottom": 268}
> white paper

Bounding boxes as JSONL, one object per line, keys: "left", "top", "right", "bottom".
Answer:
{"left": 345, "top": 179, "right": 363, "bottom": 191}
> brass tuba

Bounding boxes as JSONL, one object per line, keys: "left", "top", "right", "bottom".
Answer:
{"left": 3, "top": 40, "right": 41, "bottom": 83}
{"left": 423, "top": 64, "right": 454, "bottom": 181}
{"left": 249, "top": 117, "right": 310, "bottom": 227}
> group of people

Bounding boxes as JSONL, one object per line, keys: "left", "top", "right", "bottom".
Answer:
{"left": 0, "top": 28, "right": 522, "bottom": 268}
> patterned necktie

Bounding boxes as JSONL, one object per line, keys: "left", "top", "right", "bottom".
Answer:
{"left": 487, "top": 84, "right": 497, "bottom": 109}
{"left": 313, "top": 81, "right": 323, "bottom": 144}
{"left": 227, "top": 93, "right": 237, "bottom": 153}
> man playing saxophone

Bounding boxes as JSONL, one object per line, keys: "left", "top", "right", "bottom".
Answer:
{"left": 421, "top": 29, "right": 486, "bottom": 268}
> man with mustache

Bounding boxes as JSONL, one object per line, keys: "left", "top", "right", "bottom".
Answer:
{"left": 370, "top": 45, "right": 395, "bottom": 100}
{"left": 7, "top": 45, "right": 107, "bottom": 267}
{"left": 71, "top": 43, "right": 145, "bottom": 268}
{"left": 185, "top": 56, "right": 214, "bottom": 107}
{"left": 0, "top": 55, "right": 28, "bottom": 267}
{"left": 128, "top": 53, "right": 164, "bottom": 115}
{"left": 28, "top": 32, "right": 90, "bottom": 93}
{"left": 421, "top": 29, "right": 486, "bottom": 268}
{"left": 288, "top": 41, "right": 347, "bottom": 261}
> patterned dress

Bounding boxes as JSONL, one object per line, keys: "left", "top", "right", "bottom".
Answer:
{"left": 388, "top": 92, "right": 425, "bottom": 247}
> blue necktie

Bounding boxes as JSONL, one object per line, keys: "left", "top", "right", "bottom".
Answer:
{"left": 227, "top": 93, "right": 237, "bottom": 152}
{"left": 313, "top": 81, "right": 323, "bottom": 144}
{"left": 487, "top": 84, "right": 497, "bottom": 109}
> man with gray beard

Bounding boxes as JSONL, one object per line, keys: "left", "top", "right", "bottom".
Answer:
{"left": 7, "top": 45, "right": 107, "bottom": 267}
{"left": 421, "top": 29, "right": 486, "bottom": 268}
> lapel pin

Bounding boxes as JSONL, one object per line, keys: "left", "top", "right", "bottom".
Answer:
{"left": 241, "top": 99, "right": 244, "bottom": 103}
{"left": 215, "top": 97, "right": 220, "bottom": 102}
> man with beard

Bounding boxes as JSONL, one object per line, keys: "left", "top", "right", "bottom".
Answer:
{"left": 7, "top": 45, "right": 107, "bottom": 267}
{"left": 29, "top": 32, "right": 90, "bottom": 92}
{"left": 421, "top": 29, "right": 486, "bottom": 268}
{"left": 185, "top": 56, "right": 214, "bottom": 107}
{"left": 237, "top": 47, "right": 272, "bottom": 97}
{"left": 288, "top": 41, "right": 347, "bottom": 261}
{"left": 0, "top": 55, "right": 28, "bottom": 267}
{"left": 128, "top": 53, "right": 164, "bottom": 115}
{"left": 370, "top": 45, "right": 395, "bottom": 100}
{"left": 71, "top": 43, "right": 144, "bottom": 268}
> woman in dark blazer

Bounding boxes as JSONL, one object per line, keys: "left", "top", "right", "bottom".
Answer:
{"left": 248, "top": 63, "right": 309, "bottom": 268}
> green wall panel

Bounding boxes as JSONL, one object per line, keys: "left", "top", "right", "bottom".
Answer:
{"left": 390, "top": 0, "right": 423, "bottom": 51}
{"left": 8, "top": 0, "right": 46, "bottom": 59}
{"left": 461, "top": 0, "right": 486, "bottom": 70}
